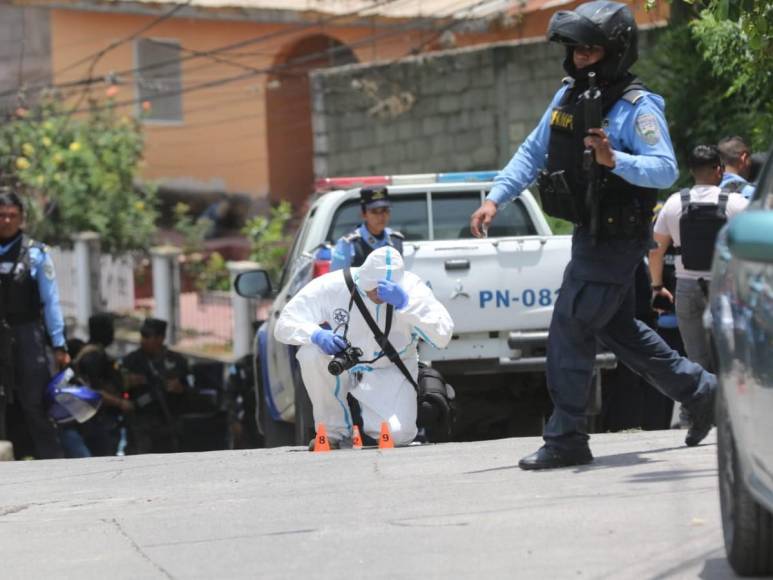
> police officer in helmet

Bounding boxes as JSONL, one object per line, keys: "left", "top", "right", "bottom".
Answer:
{"left": 329, "top": 186, "right": 404, "bottom": 271}
{"left": 0, "top": 189, "right": 68, "bottom": 458}
{"left": 470, "top": 1, "right": 716, "bottom": 469}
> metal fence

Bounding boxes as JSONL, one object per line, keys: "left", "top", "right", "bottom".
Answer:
{"left": 48, "top": 234, "right": 257, "bottom": 361}
{"left": 49, "top": 247, "right": 135, "bottom": 319}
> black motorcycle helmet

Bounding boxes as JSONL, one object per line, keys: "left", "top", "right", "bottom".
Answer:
{"left": 547, "top": 0, "right": 638, "bottom": 81}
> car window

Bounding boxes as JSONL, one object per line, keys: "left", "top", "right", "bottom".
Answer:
{"left": 762, "top": 162, "right": 773, "bottom": 210}
{"left": 431, "top": 193, "right": 536, "bottom": 239}
{"left": 328, "top": 195, "right": 429, "bottom": 242}
{"left": 278, "top": 206, "right": 316, "bottom": 289}
{"left": 327, "top": 192, "right": 536, "bottom": 242}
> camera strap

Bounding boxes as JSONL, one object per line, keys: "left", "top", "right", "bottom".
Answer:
{"left": 343, "top": 268, "right": 419, "bottom": 392}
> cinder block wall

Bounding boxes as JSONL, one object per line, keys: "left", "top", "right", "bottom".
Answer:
{"left": 311, "top": 30, "right": 659, "bottom": 177}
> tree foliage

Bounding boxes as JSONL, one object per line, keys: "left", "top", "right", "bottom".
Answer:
{"left": 642, "top": 1, "right": 772, "bottom": 156}
{"left": 242, "top": 201, "right": 293, "bottom": 282}
{"left": 0, "top": 98, "right": 157, "bottom": 252}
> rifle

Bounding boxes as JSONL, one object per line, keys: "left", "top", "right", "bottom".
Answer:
{"left": 583, "top": 72, "right": 603, "bottom": 244}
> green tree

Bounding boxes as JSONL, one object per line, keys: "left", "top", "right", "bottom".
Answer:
{"left": 0, "top": 97, "right": 157, "bottom": 252}
{"left": 642, "top": 1, "right": 772, "bottom": 153}
{"left": 242, "top": 201, "right": 293, "bottom": 282}
{"left": 172, "top": 202, "right": 231, "bottom": 292}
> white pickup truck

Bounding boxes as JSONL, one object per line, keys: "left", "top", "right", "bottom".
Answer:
{"left": 237, "top": 171, "right": 615, "bottom": 446}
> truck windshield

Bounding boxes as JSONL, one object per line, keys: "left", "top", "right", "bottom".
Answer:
{"left": 327, "top": 192, "right": 536, "bottom": 242}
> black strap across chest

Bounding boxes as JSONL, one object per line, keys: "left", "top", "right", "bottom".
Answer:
{"left": 342, "top": 267, "right": 418, "bottom": 391}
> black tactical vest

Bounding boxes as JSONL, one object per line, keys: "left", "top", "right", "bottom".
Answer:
{"left": 544, "top": 76, "right": 659, "bottom": 240}
{"left": 0, "top": 234, "right": 43, "bottom": 324}
{"left": 676, "top": 188, "right": 729, "bottom": 271}
{"left": 349, "top": 230, "right": 404, "bottom": 268}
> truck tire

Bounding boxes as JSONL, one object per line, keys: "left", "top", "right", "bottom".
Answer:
{"left": 292, "top": 361, "right": 315, "bottom": 446}
{"left": 717, "top": 387, "right": 773, "bottom": 576}
{"left": 256, "top": 360, "right": 294, "bottom": 448}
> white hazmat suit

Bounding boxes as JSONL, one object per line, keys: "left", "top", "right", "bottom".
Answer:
{"left": 274, "top": 246, "right": 453, "bottom": 445}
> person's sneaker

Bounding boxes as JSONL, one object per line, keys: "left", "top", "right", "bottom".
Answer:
{"left": 685, "top": 387, "right": 716, "bottom": 447}
{"left": 518, "top": 444, "right": 593, "bottom": 470}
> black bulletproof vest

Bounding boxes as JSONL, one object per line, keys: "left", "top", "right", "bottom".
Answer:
{"left": 0, "top": 234, "right": 43, "bottom": 324}
{"left": 676, "top": 189, "right": 729, "bottom": 271}
{"left": 351, "top": 232, "right": 404, "bottom": 268}
{"left": 545, "top": 76, "right": 659, "bottom": 239}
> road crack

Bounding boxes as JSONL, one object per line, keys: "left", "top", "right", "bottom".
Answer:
{"left": 107, "top": 517, "right": 175, "bottom": 579}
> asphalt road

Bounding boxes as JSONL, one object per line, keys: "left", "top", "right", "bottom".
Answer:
{"left": 0, "top": 429, "right": 743, "bottom": 579}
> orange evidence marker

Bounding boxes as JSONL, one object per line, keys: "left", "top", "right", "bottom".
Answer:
{"left": 378, "top": 421, "right": 395, "bottom": 449}
{"left": 352, "top": 425, "right": 364, "bottom": 449}
{"left": 313, "top": 423, "right": 331, "bottom": 452}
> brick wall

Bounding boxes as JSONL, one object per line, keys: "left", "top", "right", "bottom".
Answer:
{"left": 311, "top": 30, "right": 659, "bottom": 177}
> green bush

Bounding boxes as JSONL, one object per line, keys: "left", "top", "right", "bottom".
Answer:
{"left": 242, "top": 201, "right": 293, "bottom": 282}
{"left": 0, "top": 97, "right": 157, "bottom": 252}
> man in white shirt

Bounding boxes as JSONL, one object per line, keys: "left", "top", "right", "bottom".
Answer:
{"left": 650, "top": 144, "right": 748, "bottom": 371}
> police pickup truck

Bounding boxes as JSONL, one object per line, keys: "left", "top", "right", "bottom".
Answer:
{"left": 238, "top": 171, "right": 615, "bottom": 446}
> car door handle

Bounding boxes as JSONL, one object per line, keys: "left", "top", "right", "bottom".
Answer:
{"left": 445, "top": 259, "right": 470, "bottom": 271}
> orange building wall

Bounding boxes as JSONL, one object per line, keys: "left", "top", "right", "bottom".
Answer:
{"left": 49, "top": 2, "right": 668, "bottom": 201}
{"left": 49, "top": 10, "right": 428, "bottom": 198}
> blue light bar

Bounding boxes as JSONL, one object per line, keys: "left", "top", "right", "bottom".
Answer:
{"left": 437, "top": 171, "right": 499, "bottom": 183}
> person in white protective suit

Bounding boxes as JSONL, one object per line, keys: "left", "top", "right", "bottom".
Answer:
{"left": 274, "top": 246, "right": 454, "bottom": 447}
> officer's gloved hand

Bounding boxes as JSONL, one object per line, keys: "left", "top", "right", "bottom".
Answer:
{"left": 377, "top": 279, "right": 409, "bottom": 309}
{"left": 311, "top": 329, "right": 347, "bottom": 355}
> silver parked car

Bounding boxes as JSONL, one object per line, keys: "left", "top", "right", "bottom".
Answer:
{"left": 707, "top": 148, "right": 773, "bottom": 576}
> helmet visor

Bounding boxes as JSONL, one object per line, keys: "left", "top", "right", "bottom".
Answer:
{"left": 547, "top": 10, "right": 608, "bottom": 48}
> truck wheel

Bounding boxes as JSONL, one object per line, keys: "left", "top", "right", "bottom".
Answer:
{"left": 292, "top": 363, "right": 315, "bottom": 446}
{"left": 256, "top": 361, "right": 294, "bottom": 448}
{"left": 717, "top": 387, "right": 773, "bottom": 576}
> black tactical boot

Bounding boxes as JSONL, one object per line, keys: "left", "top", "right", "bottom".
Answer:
{"left": 685, "top": 387, "right": 716, "bottom": 447}
{"left": 518, "top": 444, "right": 593, "bottom": 470}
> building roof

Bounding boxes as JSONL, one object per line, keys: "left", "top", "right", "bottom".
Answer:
{"left": 14, "top": 0, "right": 520, "bottom": 22}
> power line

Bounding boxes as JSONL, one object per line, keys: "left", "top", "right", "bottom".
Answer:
{"left": 115, "top": 0, "right": 507, "bottom": 144}
{"left": 0, "top": 0, "right": 409, "bottom": 100}
{"left": 28, "top": 6, "right": 432, "bottom": 119}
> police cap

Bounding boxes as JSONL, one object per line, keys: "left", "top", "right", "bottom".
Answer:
{"left": 360, "top": 186, "right": 390, "bottom": 211}
{"left": 140, "top": 317, "right": 167, "bottom": 338}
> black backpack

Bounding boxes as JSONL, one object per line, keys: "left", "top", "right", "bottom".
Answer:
{"left": 676, "top": 188, "right": 729, "bottom": 271}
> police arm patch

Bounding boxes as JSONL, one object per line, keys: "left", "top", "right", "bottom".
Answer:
{"left": 635, "top": 113, "right": 661, "bottom": 146}
{"left": 43, "top": 260, "right": 55, "bottom": 280}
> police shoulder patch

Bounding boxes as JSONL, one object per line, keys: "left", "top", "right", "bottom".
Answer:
{"left": 635, "top": 113, "right": 661, "bottom": 146}
{"left": 43, "top": 260, "right": 55, "bottom": 280}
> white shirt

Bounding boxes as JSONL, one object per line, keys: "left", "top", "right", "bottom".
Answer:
{"left": 653, "top": 184, "right": 749, "bottom": 280}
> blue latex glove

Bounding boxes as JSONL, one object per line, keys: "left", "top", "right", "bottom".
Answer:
{"left": 311, "top": 329, "right": 347, "bottom": 355}
{"left": 376, "top": 279, "right": 409, "bottom": 310}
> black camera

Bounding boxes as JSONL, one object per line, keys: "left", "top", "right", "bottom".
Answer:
{"left": 327, "top": 342, "right": 363, "bottom": 376}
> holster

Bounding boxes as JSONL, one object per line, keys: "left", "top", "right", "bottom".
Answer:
{"left": 538, "top": 170, "right": 583, "bottom": 224}
{"left": 417, "top": 363, "right": 456, "bottom": 443}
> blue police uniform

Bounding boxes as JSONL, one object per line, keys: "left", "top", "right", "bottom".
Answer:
{"left": 0, "top": 233, "right": 65, "bottom": 458}
{"left": 489, "top": 82, "right": 716, "bottom": 453}
{"left": 329, "top": 224, "right": 404, "bottom": 271}
{"left": 719, "top": 172, "right": 755, "bottom": 199}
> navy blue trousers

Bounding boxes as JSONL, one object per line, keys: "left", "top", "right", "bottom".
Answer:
{"left": 11, "top": 322, "right": 63, "bottom": 459}
{"left": 544, "top": 263, "right": 715, "bottom": 451}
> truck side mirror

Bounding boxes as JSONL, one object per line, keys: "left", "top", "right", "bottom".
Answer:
{"left": 234, "top": 270, "right": 273, "bottom": 298}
